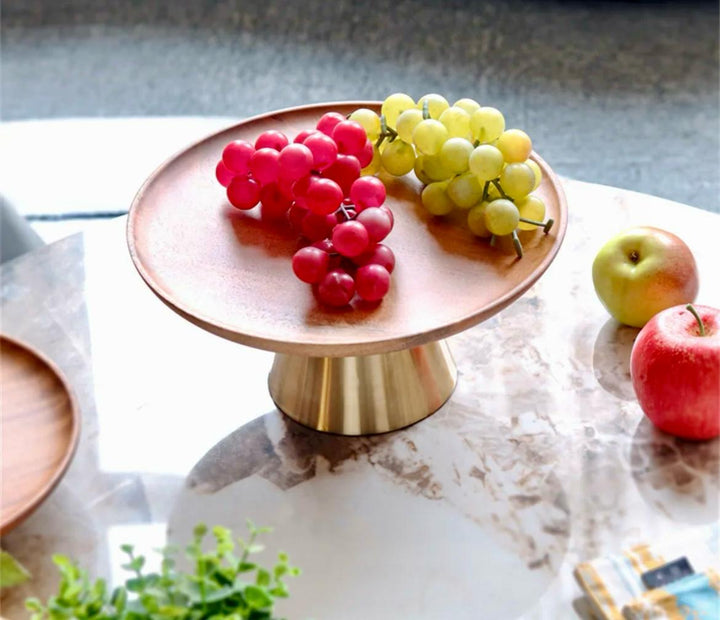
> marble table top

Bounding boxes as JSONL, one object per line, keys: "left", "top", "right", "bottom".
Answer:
{"left": 1, "top": 179, "right": 718, "bottom": 619}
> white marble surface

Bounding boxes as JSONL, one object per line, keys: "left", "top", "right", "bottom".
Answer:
{"left": 0, "top": 179, "right": 718, "bottom": 619}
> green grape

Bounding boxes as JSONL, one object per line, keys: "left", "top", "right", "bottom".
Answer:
{"left": 421, "top": 181, "right": 455, "bottom": 216}
{"left": 526, "top": 159, "right": 542, "bottom": 190}
{"left": 422, "top": 153, "right": 454, "bottom": 181}
{"left": 447, "top": 173, "right": 483, "bottom": 209}
{"left": 362, "top": 146, "right": 382, "bottom": 176}
{"left": 380, "top": 139, "right": 416, "bottom": 176}
{"left": 439, "top": 137, "right": 473, "bottom": 174}
{"left": 499, "top": 163, "right": 535, "bottom": 200}
{"left": 484, "top": 199, "right": 519, "bottom": 236}
{"left": 413, "top": 155, "right": 434, "bottom": 185}
{"left": 468, "top": 144, "right": 504, "bottom": 182}
{"left": 417, "top": 93, "right": 450, "bottom": 119}
{"left": 396, "top": 108, "right": 424, "bottom": 143}
{"left": 453, "top": 97, "right": 481, "bottom": 115}
{"left": 439, "top": 106, "right": 471, "bottom": 139}
{"left": 516, "top": 195, "right": 546, "bottom": 230}
{"left": 470, "top": 107, "right": 505, "bottom": 143}
{"left": 496, "top": 129, "right": 532, "bottom": 163}
{"left": 349, "top": 108, "right": 382, "bottom": 141}
{"left": 467, "top": 202, "right": 492, "bottom": 237}
{"left": 412, "top": 119, "right": 449, "bottom": 155}
{"left": 382, "top": 93, "right": 416, "bottom": 128}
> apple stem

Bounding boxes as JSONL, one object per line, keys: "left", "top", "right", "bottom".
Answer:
{"left": 686, "top": 304, "right": 706, "bottom": 337}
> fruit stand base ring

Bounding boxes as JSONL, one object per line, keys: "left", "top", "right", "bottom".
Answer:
{"left": 268, "top": 339, "right": 457, "bottom": 435}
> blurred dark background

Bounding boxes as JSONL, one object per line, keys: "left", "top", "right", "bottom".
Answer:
{"left": 2, "top": 0, "right": 719, "bottom": 212}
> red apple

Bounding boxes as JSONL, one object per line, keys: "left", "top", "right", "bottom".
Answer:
{"left": 630, "top": 304, "right": 720, "bottom": 440}
{"left": 592, "top": 227, "right": 699, "bottom": 328}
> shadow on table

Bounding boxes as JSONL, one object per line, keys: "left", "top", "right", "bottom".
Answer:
{"left": 592, "top": 317, "right": 639, "bottom": 401}
{"left": 166, "top": 402, "right": 572, "bottom": 619}
{"left": 630, "top": 417, "right": 719, "bottom": 525}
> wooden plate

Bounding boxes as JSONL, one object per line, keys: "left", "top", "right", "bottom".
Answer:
{"left": 0, "top": 335, "right": 80, "bottom": 535}
{"left": 127, "top": 102, "right": 567, "bottom": 357}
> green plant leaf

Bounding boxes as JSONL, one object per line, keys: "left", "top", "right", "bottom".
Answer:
{"left": 237, "top": 562, "right": 256, "bottom": 573}
{"left": 0, "top": 550, "right": 31, "bottom": 588}
{"left": 244, "top": 585, "right": 273, "bottom": 610}
{"left": 255, "top": 569, "right": 270, "bottom": 588}
{"left": 23, "top": 521, "right": 299, "bottom": 619}
{"left": 193, "top": 523, "right": 208, "bottom": 540}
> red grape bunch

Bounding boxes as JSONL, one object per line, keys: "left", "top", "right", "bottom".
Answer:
{"left": 215, "top": 112, "right": 395, "bottom": 307}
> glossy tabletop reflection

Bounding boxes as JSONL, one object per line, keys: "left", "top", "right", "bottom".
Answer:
{"left": 1, "top": 179, "right": 718, "bottom": 619}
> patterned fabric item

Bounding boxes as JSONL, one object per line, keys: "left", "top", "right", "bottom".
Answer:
{"left": 574, "top": 527, "right": 719, "bottom": 620}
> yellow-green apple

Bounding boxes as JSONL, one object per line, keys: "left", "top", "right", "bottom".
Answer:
{"left": 592, "top": 226, "right": 699, "bottom": 327}
{"left": 630, "top": 304, "right": 719, "bottom": 440}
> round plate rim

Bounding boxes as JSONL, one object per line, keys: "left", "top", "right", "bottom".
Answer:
{"left": 126, "top": 101, "right": 568, "bottom": 357}
{"left": 0, "top": 334, "right": 81, "bottom": 535}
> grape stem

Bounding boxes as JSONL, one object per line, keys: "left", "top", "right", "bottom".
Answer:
{"left": 686, "top": 304, "right": 706, "bottom": 336}
{"left": 512, "top": 230, "right": 524, "bottom": 259}
{"left": 518, "top": 216, "right": 544, "bottom": 227}
{"left": 482, "top": 181, "right": 490, "bottom": 202}
{"left": 518, "top": 216, "right": 554, "bottom": 234}
{"left": 491, "top": 179, "right": 510, "bottom": 200}
{"left": 339, "top": 205, "right": 354, "bottom": 221}
{"left": 422, "top": 99, "right": 430, "bottom": 120}
{"left": 374, "top": 114, "right": 398, "bottom": 149}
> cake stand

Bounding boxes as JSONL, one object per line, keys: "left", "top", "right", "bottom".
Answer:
{"left": 127, "top": 102, "right": 567, "bottom": 435}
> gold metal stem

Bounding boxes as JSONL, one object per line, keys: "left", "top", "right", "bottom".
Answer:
{"left": 268, "top": 340, "right": 457, "bottom": 435}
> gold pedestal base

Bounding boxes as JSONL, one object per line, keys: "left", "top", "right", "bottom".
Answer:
{"left": 268, "top": 340, "right": 457, "bottom": 435}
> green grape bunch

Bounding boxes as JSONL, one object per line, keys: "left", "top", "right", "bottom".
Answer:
{"left": 350, "top": 93, "right": 554, "bottom": 258}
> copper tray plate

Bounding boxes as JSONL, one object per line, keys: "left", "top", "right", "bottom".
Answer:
{"left": 127, "top": 102, "right": 567, "bottom": 357}
{"left": 1, "top": 335, "right": 80, "bottom": 534}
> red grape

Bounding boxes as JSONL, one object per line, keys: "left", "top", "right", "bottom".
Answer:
{"left": 312, "top": 238, "right": 335, "bottom": 253}
{"left": 292, "top": 246, "right": 330, "bottom": 284}
{"left": 287, "top": 203, "right": 308, "bottom": 233}
{"left": 332, "top": 120, "right": 367, "bottom": 157}
{"left": 301, "top": 211, "right": 336, "bottom": 242}
{"left": 249, "top": 148, "right": 280, "bottom": 186}
{"left": 222, "top": 140, "right": 255, "bottom": 174}
{"left": 354, "top": 243, "right": 395, "bottom": 273}
{"left": 317, "top": 269, "right": 355, "bottom": 307}
{"left": 332, "top": 220, "right": 370, "bottom": 257}
{"left": 379, "top": 205, "right": 394, "bottom": 227}
{"left": 322, "top": 154, "right": 361, "bottom": 196}
{"left": 350, "top": 176, "right": 386, "bottom": 210}
{"left": 306, "top": 177, "right": 343, "bottom": 215}
{"left": 304, "top": 133, "right": 339, "bottom": 171}
{"left": 255, "top": 130, "right": 289, "bottom": 151}
{"left": 316, "top": 112, "right": 346, "bottom": 137}
{"left": 355, "top": 264, "right": 391, "bottom": 302}
{"left": 290, "top": 174, "right": 313, "bottom": 208}
{"left": 357, "top": 139, "right": 374, "bottom": 168}
{"left": 356, "top": 207, "right": 392, "bottom": 243}
{"left": 227, "top": 176, "right": 261, "bottom": 210}
{"left": 259, "top": 183, "right": 292, "bottom": 220}
{"left": 215, "top": 160, "right": 235, "bottom": 187}
{"left": 278, "top": 143, "right": 314, "bottom": 180}
{"left": 293, "top": 129, "right": 316, "bottom": 144}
